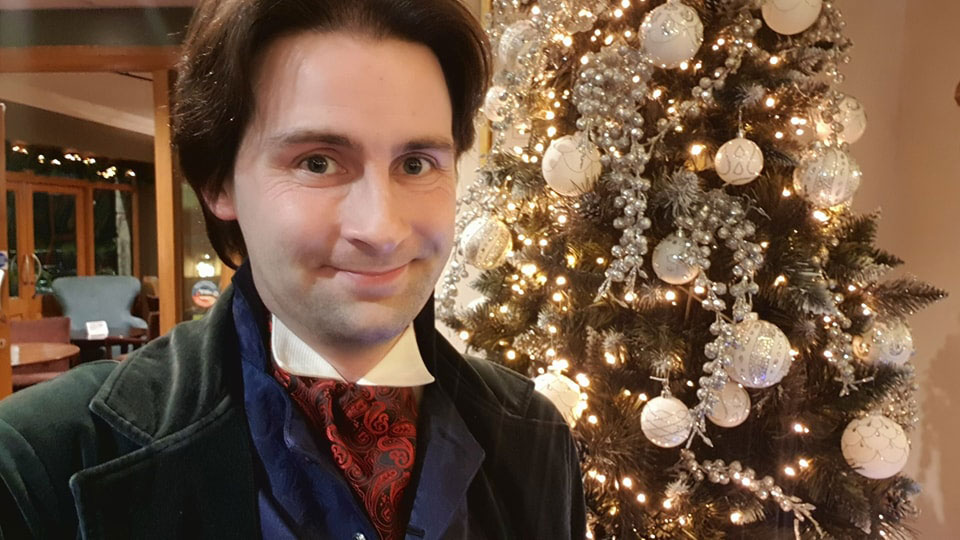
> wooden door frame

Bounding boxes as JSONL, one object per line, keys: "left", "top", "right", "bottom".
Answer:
{"left": 1, "top": 103, "right": 10, "bottom": 398}
{"left": 1, "top": 45, "right": 182, "bottom": 335}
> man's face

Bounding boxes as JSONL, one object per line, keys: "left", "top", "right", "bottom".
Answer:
{"left": 210, "top": 32, "right": 457, "bottom": 350}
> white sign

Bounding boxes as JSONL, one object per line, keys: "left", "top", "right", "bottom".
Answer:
{"left": 86, "top": 320, "right": 110, "bottom": 340}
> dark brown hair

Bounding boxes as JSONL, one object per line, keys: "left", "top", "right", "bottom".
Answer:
{"left": 173, "top": 0, "right": 491, "bottom": 267}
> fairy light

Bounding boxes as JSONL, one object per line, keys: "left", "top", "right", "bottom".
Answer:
{"left": 557, "top": 214, "right": 568, "bottom": 224}
{"left": 531, "top": 5, "right": 540, "bottom": 14}
{"left": 694, "top": 285, "right": 706, "bottom": 294}
{"left": 782, "top": 188, "right": 792, "bottom": 197}
{"left": 576, "top": 373, "right": 591, "bottom": 387}
{"left": 596, "top": 473, "right": 607, "bottom": 483}
{"left": 679, "top": 61, "right": 689, "bottom": 70}
{"left": 765, "top": 96, "right": 777, "bottom": 108}
{"left": 548, "top": 325, "right": 559, "bottom": 335}
{"left": 621, "top": 0, "right": 630, "bottom": 7}
{"left": 556, "top": 276, "right": 568, "bottom": 286}
{"left": 596, "top": 257, "right": 606, "bottom": 265}
{"left": 798, "top": 458, "right": 811, "bottom": 469}
{"left": 552, "top": 292, "right": 564, "bottom": 302}
{"left": 637, "top": 493, "right": 647, "bottom": 504}
{"left": 458, "top": 330, "right": 470, "bottom": 340}
{"left": 784, "top": 466, "right": 797, "bottom": 477}
{"left": 505, "top": 350, "right": 517, "bottom": 360}
{"left": 813, "top": 210, "right": 830, "bottom": 222}
{"left": 624, "top": 291, "right": 637, "bottom": 303}
{"left": 689, "top": 143, "right": 706, "bottom": 156}
{"left": 823, "top": 350, "right": 834, "bottom": 359}
{"left": 613, "top": 8, "right": 624, "bottom": 17}
{"left": 638, "top": 393, "right": 648, "bottom": 401}
{"left": 547, "top": 126, "right": 558, "bottom": 137}
{"left": 521, "top": 263, "right": 538, "bottom": 277}
{"left": 770, "top": 56, "right": 781, "bottom": 65}
{"left": 663, "top": 498, "right": 674, "bottom": 510}
{"left": 546, "top": 348, "right": 557, "bottom": 358}
{"left": 793, "top": 422, "right": 810, "bottom": 434}
{"left": 588, "top": 415, "right": 598, "bottom": 424}
{"left": 664, "top": 290, "right": 677, "bottom": 302}
{"left": 848, "top": 284, "right": 858, "bottom": 292}
{"left": 562, "top": 35, "right": 573, "bottom": 47}
{"left": 775, "top": 131, "right": 785, "bottom": 139}
{"left": 622, "top": 477, "right": 633, "bottom": 489}
{"left": 566, "top": 254, "right": 577, "bottom": 267}
{"left": 605, "top": 352, "right": 618, "bottom": 365}
{"left": 774, "top": 275, "right": 788, "bottom": 286}
{"left": 730, "top": 511, "right": 744, "bottom": 524}
{"left": 538, "top": 238, "right": 548, "bottom": 247}
{"left": 499, "top": 305, "right": 509, "bottom": 314}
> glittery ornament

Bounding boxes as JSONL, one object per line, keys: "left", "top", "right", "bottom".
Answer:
{"left": 815, "top": 94, "right": 867, "bottom": 144}
{"left": 498, "top": 20, "right": 539, "bottom": 68}
{"left": 541, "top": 133, "right": 603, "bottom": 196}
{"left": 483, "top": 85, "right": 510, "bottom": 123}
{"left": 714, "top": 137, "right": 764, "bottom": 185}
{"left": 793, "top": 146, "right": 862, "bottom": 207}
{"left": 652, "top": 234, "right": 699, "bottom": 285}
{"left": 639, "top": 0, "right": 704, "bottom": 69}
{"left": 534, "top": 372, "right": 586, "bottom": 427}
{"left": 853, "top": 319, "right": 914, "bottom": 367}
{"left": 641, "top": 395, "right": 694, "bottom": 448}
{"left": 841, "top": 415, "right": 910, "bottom": 479}
{"left": 707, "top": 380, "right": 751, "bottom": 428}
{"left": 460, "top": 216, "right": 512, "bottom": 270}
{"left": 728, "top": 318, "right": 793, "bottom": 389}
{"left": 761, "top": 0, "right": 823, "bottom": 36}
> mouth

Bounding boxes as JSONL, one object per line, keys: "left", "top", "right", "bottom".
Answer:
{"left": 335, "top": 263, "right": 410, "bottom": 293}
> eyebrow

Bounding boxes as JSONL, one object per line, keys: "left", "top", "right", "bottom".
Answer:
{"left": 268, "top": 129, "right": 455, "bottom": 154}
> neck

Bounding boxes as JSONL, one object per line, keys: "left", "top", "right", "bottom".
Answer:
{"left": 304, "top": 331, "right": 405, "bottom": 383}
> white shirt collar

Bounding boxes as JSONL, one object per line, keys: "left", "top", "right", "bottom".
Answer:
{"left": 270, "top": 314, "right": 435, "bottom": 387}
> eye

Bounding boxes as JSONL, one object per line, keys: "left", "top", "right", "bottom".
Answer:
{"left": 401, "top": 156, "right": 434, "bottom": 176}
{"left": 299, "top": 155, "right": 342, "bottom": 175}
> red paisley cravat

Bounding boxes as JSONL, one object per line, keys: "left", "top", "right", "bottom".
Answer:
{"left": 273, "top": 367, "right": 419, "bottom": 540}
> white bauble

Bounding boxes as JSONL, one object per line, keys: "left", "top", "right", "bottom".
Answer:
{"left": 534, "top": 372, "right": 585, "bottom": 427}
{"left": 707, "top": 380, "right": 751, "bottom": 428}
{"left": 714, "top": 137, "right": 764, "bottom": 185}
{"left": 815, "top": 94, "right": 868, "bottom": 144}
{"left": 639, "top": 1, "right": 704, "bottom": 69}
{"left": 483, "top": 85, "right": 510, "bottom": 123}
{"left": 761, "top": 0, "right": 823, "bottom": 36}
{"left": 853, "top": 319, "right": 914, "bottom": 367}
{"left": 641, "top": 395, "right": 694, "bottom": 448}
{"left": 541, "top": 133, "right": 603, "bottom": 196}
{"left": 841, "top": 415, "right": 910, "bottom": 479}
{"left": 460, "top": 216, "right": 512, "bottom": 270}
{"left": 793, "top": 146, "right": 862, "bottom": 207}
{"left": 728, "top": 318, "right": 793, "bottom": 389}
{"left": 652, "top": 234, "right": 699, "bottom": 285}
{"left": 498, "top": 20, "right": 539, "bottom": 67}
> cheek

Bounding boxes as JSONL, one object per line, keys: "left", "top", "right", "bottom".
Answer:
{"left": 408, "top": 185, "right": 457, "bottom": 252}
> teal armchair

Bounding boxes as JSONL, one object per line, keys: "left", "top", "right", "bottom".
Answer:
{"left": 51, "top": 276, "right": 148, "bottom": 340}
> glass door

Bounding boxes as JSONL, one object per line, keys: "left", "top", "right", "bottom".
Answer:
{"left": 6, "top": 183, "right": 86, "bottom": 320}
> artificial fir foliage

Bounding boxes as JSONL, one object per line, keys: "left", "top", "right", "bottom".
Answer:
{"left": 439, "top": 0, "right": 946, "bottom": 537}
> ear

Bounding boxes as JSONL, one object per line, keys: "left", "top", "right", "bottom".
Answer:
{"left": 204, "top": 184, "right": 238, "bottom": 221}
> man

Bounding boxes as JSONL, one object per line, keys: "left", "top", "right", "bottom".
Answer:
{"left": 0, "top": 0, "right": 586, "bottom": 539}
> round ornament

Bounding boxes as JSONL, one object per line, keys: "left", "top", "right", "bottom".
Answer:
{"left": 641, "top": 395, "right": 694, "bottom": 448}
{"left": 707, "top": 380, "right": 751, "bottom": 428}
{"left": 793, "top": 146, "right": 862, "bottom": 207}
{"left": 498, "top": 20, "right": 539, "bottom": 68}
{"left": 761, "top": 0, "right": 823, "bottom": 36}
{"left": 652, "top": 234, "right": 699, "bottom": 285}
{"left": 841, "top": 415, "right": 910, "bottom": 479}
{"left": 483, "top": 85, "right": 510, "bottom": 123}
{"left": 815, "top": 94, "right": 868, "bottom": 144}
{"left": 639, "top": 1, "right": 704, "bottom": 69}
{"left": 853, "top": 319, "right": 914, "bottom": 367}
{"left": 534, "top": 372, "right": 586, "bottom": 427}
{"left": 541, "top": 133, "right": 603, "bottom": 196}
{"left": 714, "top": 137, "right": 764, "bottom": 185}
{"left": 728, "top": 318, "right": 793, "bottom": 389}
{"left": 460, "top": 216, "right": 512, "bottom": 270}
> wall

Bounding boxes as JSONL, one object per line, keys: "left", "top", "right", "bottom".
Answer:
{"left": 842, "top": 0, "right": 960, "bottom": 533}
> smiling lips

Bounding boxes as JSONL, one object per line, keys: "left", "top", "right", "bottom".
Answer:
{"left": 337, "top": 264, "right": 410, "bottom": 290}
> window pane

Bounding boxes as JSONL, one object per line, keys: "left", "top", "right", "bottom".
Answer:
{"left": 33, "top": 192, "right": 78, "bottom": 295}
{"left": 7, "top": 191, "right": 17, "bottom": 298}
{"left": 93, "top": 189, "right": 134, "bottom": 276}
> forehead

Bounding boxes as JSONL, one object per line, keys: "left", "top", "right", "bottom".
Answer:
{"left": 248, "top": 31, "right": 454, "bottom": 147}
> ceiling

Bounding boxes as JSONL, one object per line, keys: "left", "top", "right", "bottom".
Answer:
{"left": 0, "top": 0, "right": 195, "bottom": 8}
{"left": 0, "top": 72, "right": 155, "bottom": 135}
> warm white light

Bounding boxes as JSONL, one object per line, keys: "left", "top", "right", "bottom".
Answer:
{"left": 784, "top": 466, "right": 797, "bottom": 477}
{"left": 663, "top": 499, "right": 673, "bottom": 510}
{"left": 521, "top": 263, "right": 538, "bottom": 277}
{"left": 605, "top": 352, "right": 617, "bottom": 365}
{"left": 651, "top": 88, "right": 663, "bottom": 99}
{"left": 588, "top": 415, "right": 598, "bottom": 424}
{"left": 505, "top": 350, "right": 517, "bottom": 360}
{"left": 813, "top": 210, "right": 830, "bottom": 222}
{"left": 798, "top": 459, "right": 811, "bottom": 469}
{"left": 665, "top": 290, "right": 678, "bottom": 301}
{"left": 775, "top": 131, "right": 785, "bottom": 139}
{"left": 552, "top": 292, "right": 564, "bottom": 302}
{"left": 556, "top": 276, "right": 568, "bottom": 286}
{"left": 730, "top": 511, "right": 744, "bottom": 524}
{"left": 624, "top": 292, "right": 637, "bottom": 303}
{"left": 622, "top": 477, "right": 633, "bottom": 488}
{"left": 774, "top": 275, "right": 787, "bottom": 286}
{"left": 782, "top": 188, "right": 792, "bottom": 197}
{"left": 690, "top": 143, "right": 706, "bottom": 156}
{"left": 196, "top": 261, "right": 217, "bottom": 278}
{"left": 770, "top": 56, "right": 781, "bottom": 65}
{"left": 765, "top": 96, "right": 777, "bottom": 108}
{"left": 458, "top": 330, "right": 470, "bottom": 340}
{"left": 637, "top": 493, "right": 647, "bottom": 503}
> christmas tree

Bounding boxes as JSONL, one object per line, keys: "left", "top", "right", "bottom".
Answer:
{"left": 437, "top": 0, "right": 947, "bottom": 538}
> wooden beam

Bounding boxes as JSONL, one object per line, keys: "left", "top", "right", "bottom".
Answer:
{"left": 0, "top": 103, "right": 12, "bottom": 399}
{"left": 0, "top": 46, "right": 179, "bottom": 73}
{"left": 153, "top": 70, "right": 181, "bottom": 335}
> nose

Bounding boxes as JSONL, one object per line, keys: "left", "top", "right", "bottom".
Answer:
{"left": 339, "top": 169, "right": 411, "bottom": 256}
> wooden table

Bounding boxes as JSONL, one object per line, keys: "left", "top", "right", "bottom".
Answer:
{"left": 11, "top": 342, "right": 81, "bottom": 391}
{"left": 11, "top": 343, "right": 81, "bottom": 374}
{"left": 72, "top": 333, "right": 149, "bottom": 364}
